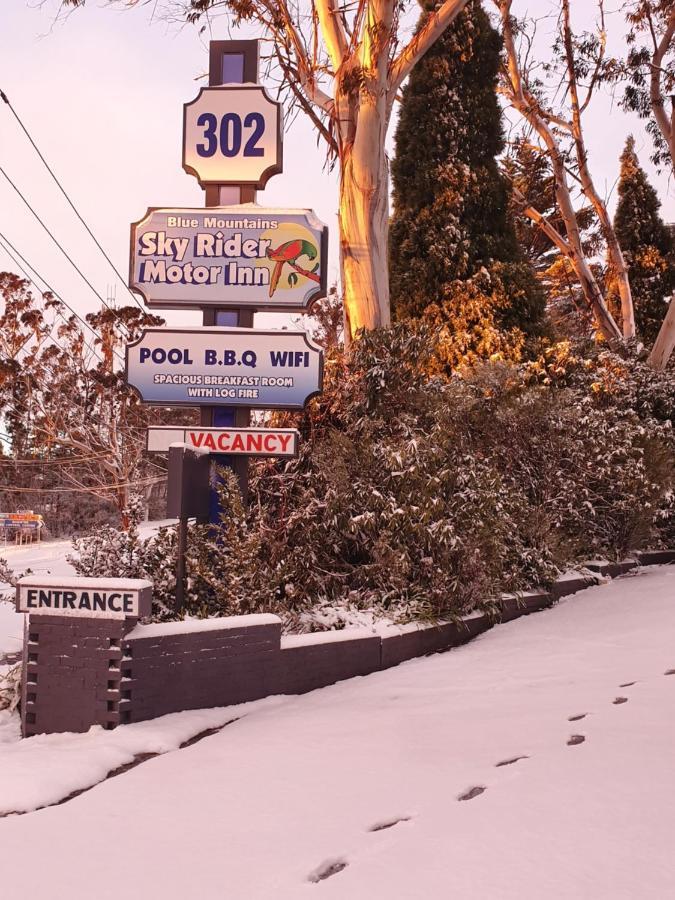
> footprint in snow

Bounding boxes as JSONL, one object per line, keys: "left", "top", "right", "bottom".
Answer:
{"left": 368, "top": 816, "right": 411, "bottom": 832}
{"left": 568, "top": 714, "right": 587, "bottom": 722}
{"left": 613, "top": 696, "right": 628, "bottom": 705}
{"left": 567, "top": 734, "right": 585, "bottom": 746}
{"left": 619, "top": 681, "right": 636, "bottom": 688}
{"left": 664, "top": 669, "right": 675, "bottom": 676}
{"left": 307, "top": 858, "right": 348, "bottom": 883}
{"left": 457, "top": 786, "right": 486, "bottom": 801}
{"left": 495, "top": 755, "right": 528, "bottom": 768}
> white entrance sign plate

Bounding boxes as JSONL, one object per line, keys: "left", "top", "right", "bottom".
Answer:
{"left": 126, "top": 327, "right": 323, "bottom": 410}
{"left": 129, "top": 206, "right": 328, "bottom": 311}
{"left": 183, "top": 85, "right": 282, "bottom": 188}
{"left": 16, "top": 577, "right": 152, "bottom": 619}
{"left": 147, "top": 426, "right": 299, "bottom": 457}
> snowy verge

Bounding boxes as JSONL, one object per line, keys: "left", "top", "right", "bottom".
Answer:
{"left": 0, "top": 565, "right": 673, "bottom": 820}
{"left": 1, "top": 568, "right": 675, "bottom": 898}
{"left": 0, "top": 695, "right": 287, "bottom": 816}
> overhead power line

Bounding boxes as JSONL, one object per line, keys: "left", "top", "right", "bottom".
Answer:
{"left": 0, "top": 233, "right": 98, "bottom": 365}
{"left": 0, "top": 475, "right": 167, "bottom": 494}
{"left": 0, "top": 165, "right": 132, "bottom": 340}
{"left": 0, "top": 229, "right": 115, "bottom": 363}
{"left": 0, "top": 87, "right": 147, "bottom": 314}
{"left": 0, "top": 452, "right": 112, "bottom": 466}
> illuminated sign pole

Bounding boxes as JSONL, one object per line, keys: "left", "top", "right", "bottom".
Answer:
{"left": 192, "top": 40, "right": 270, "bottom": 515}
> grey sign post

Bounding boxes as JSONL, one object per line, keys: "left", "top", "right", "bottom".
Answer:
{"left": 200, "top": 41, "right": 268, "bottom": 514}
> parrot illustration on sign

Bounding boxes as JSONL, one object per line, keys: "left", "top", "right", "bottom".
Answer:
{"left": 266, "top": 239, "right": 321, "bottom": 297}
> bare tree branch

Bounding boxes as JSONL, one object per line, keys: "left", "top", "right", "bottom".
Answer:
{"left": 388, "top": 0, "right": 471, "bottom": 101}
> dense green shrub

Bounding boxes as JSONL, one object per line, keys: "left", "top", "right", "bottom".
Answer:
{"left": 389, "top": 0, "right": 546, "bottom": 357}
{"left": 71, "top": 327, "right": 675, "bottom": 631}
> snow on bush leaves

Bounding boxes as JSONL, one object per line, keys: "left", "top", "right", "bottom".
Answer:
{"left": 70, "top": 326, "right": 675, "bottom": 631}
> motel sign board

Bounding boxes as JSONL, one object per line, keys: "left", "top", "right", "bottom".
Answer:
{"left": 126, "top": 327, "right": 323, "bottom": 410}
{"left": 129, "top": 207, "right": 328, "bottom": 311}
{"left": 183, "top": 85, "right": 283, "bottom": 188}
{"left": 147, "top": 426, "right": 299, "bottom": 457}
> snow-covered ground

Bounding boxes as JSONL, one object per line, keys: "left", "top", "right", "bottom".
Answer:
{"left": 0, "top": 565, "right": 673, "bottom": 898}
{"left": 0, "top": 538, "right": 75, "bottom": 657}
{"left": 0, "top": 523, "right": 176, "bottom": 657}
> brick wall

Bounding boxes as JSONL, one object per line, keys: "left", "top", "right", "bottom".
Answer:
{"left": 119, "top": 616, "right": 282, "bottom": 723}
{"left": 21, "top": 615, "right": 130, "bottom": 738}
{"left": 19, "top": 553, "right": 675, "bottom": 736}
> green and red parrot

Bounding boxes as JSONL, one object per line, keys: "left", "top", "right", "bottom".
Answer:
{"left": 266, "top": 238, "right": 320, "bottom": 297}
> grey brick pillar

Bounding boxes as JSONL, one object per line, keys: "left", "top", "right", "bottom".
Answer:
{"left": 16, "top": 577, "right": 152, "bottom": 737}
{"left": 22, "top": 616, "right": 132, "bottom": 737}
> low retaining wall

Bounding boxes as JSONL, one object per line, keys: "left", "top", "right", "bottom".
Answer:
{"left": 19, "top": 552, "right": 673, "bottom": 736}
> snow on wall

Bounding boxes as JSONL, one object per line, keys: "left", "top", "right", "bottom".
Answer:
{"left": 17, "top": 555, "right": 674, "bottom": 736}
{"left": 125, "top": 613, "right": 281, "bottom": 640}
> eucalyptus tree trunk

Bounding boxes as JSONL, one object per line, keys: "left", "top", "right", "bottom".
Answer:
{"left": 649, "top": 5, "right": 675, "bottom": 174}
{"left": 561, "top": 0, "right": 635, "bottom": 340}
{"left": 339, "top": 148, "right": 391, "bottom": 338}
{"left": 497, "top": 0, "right": 623, "bottom": 347}
{"left": 649, "top": 294, "right": 675, "bottom": 371}
{"left": 312, "top": 0, "right": 470, "bottom": 340}
{"left": 336, "top": 24, "right": 392, "bottom": 340}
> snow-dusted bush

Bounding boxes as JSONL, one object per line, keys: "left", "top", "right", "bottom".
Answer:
{"left": 70, "top": 326, "right": 674, "bottom": 631}
{"left": 69, "top": 479, "right": 266, "bottom": 620}
{"left": 249, "top": 327, "right": 673, "bottom": 626}
{"left": 0, "top": 665, "right": 21, "bottom": 713}
{"left": 69, "top": 502, "right": 178, "bottom": 619}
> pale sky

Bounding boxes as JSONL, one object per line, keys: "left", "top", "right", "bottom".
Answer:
{"left": 1, "top": 0, "right": 673, "bottom": 333}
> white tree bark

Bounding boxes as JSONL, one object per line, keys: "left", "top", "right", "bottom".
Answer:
{"left": 339, "top": 144, "right": 392, "bottom": 337}
{"left": 649, "top": 294, "right": 675, "bottom": 370}
{"left": 561, "top": 0, "right": 635, "bottom": 340}
{"left": 496, "top": 0, "right": 623, "bottom": 346}
{"left": 649, "top": 4, "right": 675, "bottom": 172}
{"left": 272, "top": 0, "right": 472, "bottom": 340}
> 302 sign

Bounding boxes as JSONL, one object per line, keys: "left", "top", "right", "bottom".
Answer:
{"left": 196, "top": 112, "right": 265, "bottom": 159}
{"left": 183, "top": 85, "right": 283, "bottom": 188}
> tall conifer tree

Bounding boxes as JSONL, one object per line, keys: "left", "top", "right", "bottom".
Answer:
{"left": 389, "top": 0, "right": 545, "bottom": 365}
{"left": 610, "top": 136, "right": 674, "bottom": 344}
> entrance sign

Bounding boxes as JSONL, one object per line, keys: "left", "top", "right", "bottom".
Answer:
{"left": 183, "top": 86, "right": 283, "bottom": 188}
{"left": 129, "top": 207, "right": 328, "bottom": 311}
{"left": 147, "top": 426, "right": 300, "bottom": 457}
{"left": 16, "top": 576, "right": 152, "bottom": 620}
{"left": 126, "top": 327, "right": 323, "bottom": 410}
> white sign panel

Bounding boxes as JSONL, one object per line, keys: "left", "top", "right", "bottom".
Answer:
{"left": 126, "top": 327, "right": 323, "bottom": 410}
{"left": 183, "top": 85, "right": 282, "bottom": 188}
{"left": 147, "top": 426, "right": 299, "bottom": 457}
{"left": 129, "top": 207, "right": 328, "bottom": 311}
{"left": 16, "top": 577, "right": 152, "bottom": 619}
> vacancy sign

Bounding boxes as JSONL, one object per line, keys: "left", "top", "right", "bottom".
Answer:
{"left": 183, "top": 85, "right": 283, "bottom": 188}
{"left": 126, "top": 327, "right": 323, "bottom": 410}
{"left": 147, "top": 426, "right": 299, "bottom": 457}
{"left": 129, "top": 207, "right": 328, "bottom": 311}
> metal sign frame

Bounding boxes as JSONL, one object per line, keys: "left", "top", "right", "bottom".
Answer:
{"left": 16, "top": 576, "right": 152, "bottom": 620}
{"left": 128, "top": 206, "right": 329, "bottom": 312}
{"left": 147, "top": 426, "right": 300, "bottom": 458}
{"left": 125, "top": 327, "right": 324, "bottom": 411}
{"left": 182, "top": 85, "right": 283, "bottom": 189}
